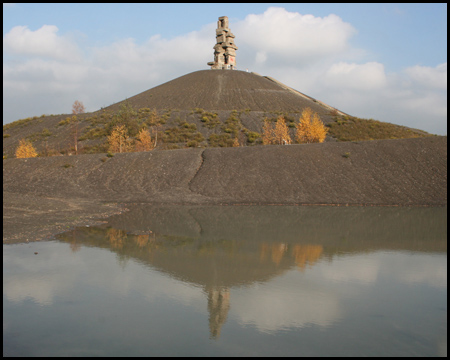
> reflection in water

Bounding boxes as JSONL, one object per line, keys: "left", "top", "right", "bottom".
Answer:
{"left": 55, "top": 205, "right": 446, "bottom": 340}
{"left": 207, "top": 287, "right": 230, "bottom": 339}
{"left": 62, "top": 223, "right": 327, "bottom": 338}
{"left": 3, "top": 205, "right": 447, "bottom": 356}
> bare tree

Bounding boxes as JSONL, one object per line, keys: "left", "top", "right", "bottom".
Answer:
{"left": 71, "top": 100, "right": 85, "bottom": 154}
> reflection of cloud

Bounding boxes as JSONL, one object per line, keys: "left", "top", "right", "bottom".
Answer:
{"left": 4, "top": 275, "right": 59, "bottom": 305}
{"left": 3, "top": 243, "right": 83, "bottom": 305}
{"left": 387, "top": 252, "right": 447, "bottom": 288}
{"left": 3, "top": 242, "right": 205, "bottom": 310}
{"left": 320, "top": 251, "right": 447, "bottom": 288}
{"left": 320, "top": 254, "right": 380, "bottom": 284}
{"left": 231, "top": 272, "right": 342, "bottom": 332}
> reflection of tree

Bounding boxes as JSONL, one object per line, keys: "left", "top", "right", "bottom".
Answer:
{"left": 67, "top": 229, "right": 81, "bottom": 253}
{"left": 70, "top": 242, "right": 81, "bottom": 252}
{"left": 291, "top": 245, "right": 323, "bottom": 270}
{"left": 260, "top": 243, "right": 323, "bottom": 269}
{"left": 107, "top": 228, "right": 128, "bottom": 249}
{"left": 135, "top": 234, "right": 149, "bottom": 248}
{"left": 207, "top": 287, "right": 230, "bottom": 339}
{"left": 260, "top": 243, "right": 288, "bottom": 265}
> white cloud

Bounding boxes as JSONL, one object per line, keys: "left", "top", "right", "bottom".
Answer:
{"left": 235, "top": 7, "right": 356, "bottom": 65}
{"left": 2, "top": 7, "right": 447, "bottom": 135}
{"left": 322, "top": 62, "right": 388, "bottom": 90}
{"left": 403, "top": 62, "right": 447, "bottom": 90}
{"left": 3, "top": 25, "right": 82, "bottom": 61}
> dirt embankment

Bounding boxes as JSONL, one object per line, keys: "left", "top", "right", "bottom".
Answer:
{"left": 3, "top": 136, "right": 447, "bottom": 243}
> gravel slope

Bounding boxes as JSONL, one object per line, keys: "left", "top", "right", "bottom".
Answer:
{"left": 3, "top": 136, "right": 447, "bottom": 243}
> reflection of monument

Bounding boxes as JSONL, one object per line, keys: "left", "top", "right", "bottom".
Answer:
{"left": 60, "top": 224, "right": 325, "bottom": 339}
{"left": 207, "top": 287, "right": 230, "bottom": 339}
{"left": 57, "top": 204, "right": 447, "bottom": 340}
{"left": 207, "top": 16, "right": 238, "bottom": 70}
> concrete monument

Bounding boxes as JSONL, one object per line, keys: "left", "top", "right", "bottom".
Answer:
{"left": 207, "top": 16, "right": 238, "bottom": 70}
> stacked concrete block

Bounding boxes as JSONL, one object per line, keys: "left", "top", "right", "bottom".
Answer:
{"left": 207, "top": 16, "right": 238, "bottom": 70}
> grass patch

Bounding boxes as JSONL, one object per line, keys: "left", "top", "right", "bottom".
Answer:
{"left": 162, "top": 122, "right": 205, "bottom": 145}
{"left": 3, "top": 116, "right": 38, "bottom": 130}
{"left": 328, "top": 116, "right": 431, "bottom": 142}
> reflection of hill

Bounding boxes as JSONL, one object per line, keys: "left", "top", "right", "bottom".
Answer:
{"left": 57, "top": 225, "right": 316, "bottom": 288}
{"left": 56, "top": 205, "right": 446, "bottom": 339}
{"left": 103, "top": 205, "right": 447, "bottom": 254}
{"left": 56, "top": 205, "right": 446, "bottom": 287}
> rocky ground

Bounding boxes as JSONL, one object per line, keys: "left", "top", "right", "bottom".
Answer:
{"left": 3, "top": 136, "right": 447, "bottom": 244}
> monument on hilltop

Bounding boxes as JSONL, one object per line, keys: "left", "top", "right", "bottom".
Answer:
{"left": 207, "top": 16, "right": 238, "bottom": 70}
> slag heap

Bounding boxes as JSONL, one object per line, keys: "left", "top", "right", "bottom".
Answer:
{"left": 207, "top": 16, "right": 238, "bottom": 70}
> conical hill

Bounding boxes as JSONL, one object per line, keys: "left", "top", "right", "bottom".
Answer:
{"left": 103, "top": 70, "right": 343, "bottom": 119}
{"left": 3, "top": 69, "right": 432, "bottom": 157}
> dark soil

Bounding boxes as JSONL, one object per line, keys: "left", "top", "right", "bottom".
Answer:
{"left": 3, "top": 136, "right": 447, "bottom": 244}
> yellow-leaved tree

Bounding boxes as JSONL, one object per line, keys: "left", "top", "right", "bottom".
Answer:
{"left": 262, "top": 116, "right": 292, "bottom": 145}
{"left": 262, "top": 119, "right": 275, "bottom": 145}
{"left": 108, "top": 124, "right": 132, "bottom": 153}
{"left": 135, "top": 128, "right": 156, "bottom": 152}
{"left": 15, "top": 139, "right": 38, "bottom": 158}
{"left": 295, "top": 107, "right": 328, "bottom": 143}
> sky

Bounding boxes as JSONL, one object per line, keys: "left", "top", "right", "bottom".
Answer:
{"left": 3, "top": 3, "right": 447, "bottom": 135}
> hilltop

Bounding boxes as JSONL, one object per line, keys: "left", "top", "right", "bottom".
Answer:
{"left": 3, "top": 70, "right": 431, "bottom": 158}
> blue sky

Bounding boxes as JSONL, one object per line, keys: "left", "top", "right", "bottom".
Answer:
{"left": 3, "top": 3, "right": 447, "bottom": 134}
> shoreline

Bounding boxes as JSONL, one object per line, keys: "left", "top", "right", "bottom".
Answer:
{"left": 4, "top": 136, "right": 447, "bottom": 244}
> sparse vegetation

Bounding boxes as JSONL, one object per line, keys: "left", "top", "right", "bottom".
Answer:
{"left": 208, "top": 133, "right": 235, "bottom": 147}
{"left": 327, "top": 115, "right": 430, "bottom": 142}
{"left": 162, "top": 122, "right": 204, "bottom": 146}
{"left": 3, "top": 116, "right": 37, "bottom": 131}
{"left": 3, "top": 96, "right": 433, "bottom": 158}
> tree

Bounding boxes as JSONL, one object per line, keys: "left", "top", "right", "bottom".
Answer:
{"left": 108, "top": 124, "right": 132, "bottom": 153}
{"left": 72, "top": 100, "right": 85, "bottom": 115}
{"left": 135, "top": 128, "right": 156, "bottom": 152}
{"left": 295, "top": 107, "right": 328, "bottom": 143}
{"left": 71, "top": 100, "right": 85, "bottom": 155}
{"left": 262, "top": 119, "right": 275, "bottom": 145}
{"left": 106, "top": 101, "right": 139, "bottom": 137}
{"left": 262, "top": 116, "right": 292, "bottom": 145}
{"left": 15, "top": 139, "right": 38, "bottom": 158}
{"left": 274, "top": 116, "right": 292, "bottom": 145}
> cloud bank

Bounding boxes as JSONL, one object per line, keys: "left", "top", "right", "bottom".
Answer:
{"left": 3, "top": 7, "right": 447, "bottom": 134}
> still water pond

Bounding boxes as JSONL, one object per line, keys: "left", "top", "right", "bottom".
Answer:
{"left": 3, "top": 205, "right": 447, "bottom": 357}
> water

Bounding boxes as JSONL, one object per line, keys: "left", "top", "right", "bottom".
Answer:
{"left": 3, "top": 205, "right": 447, "bottom": 356}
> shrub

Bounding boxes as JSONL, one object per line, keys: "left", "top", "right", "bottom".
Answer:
{"left": 208, "top": 133, "right": 235, "bottom": 147}
{"left": 246, "top": 131, "right": 260, "bottom": 143}
{"left": 15, "top": 139, "right": 38, "bottom": 158}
